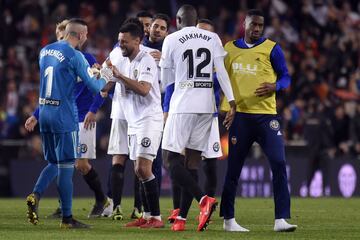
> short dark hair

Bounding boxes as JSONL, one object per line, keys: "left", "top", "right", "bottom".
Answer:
{"left": 247, "top": 9, "right": 264, "bottom": 17}
{"left": 197, "top": 18, "right": 214, "bottom": 28}
{"left": 67, "top": 18, "right": 87, "bottom": 26}
{"left": 119, "top": 22, "right": 144, "bottom": 40}
{"left": 136, "top": 11, "right": 153, "bottom": 19}
{"left": 177, "top": 4, "right": 197, "bottom": 26}
{"left": 123, "top": 17, "right": 144, "bottom": 31}
{"left": 152, "top": 13, "right": 171, "bottom": 30}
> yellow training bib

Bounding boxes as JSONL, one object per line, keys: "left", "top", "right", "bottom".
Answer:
{"left": 221, "top": 39, "right": 277, "bottom": 114}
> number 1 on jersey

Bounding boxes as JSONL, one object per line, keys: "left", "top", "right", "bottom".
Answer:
{"left": 44, "top": 66, "right": 53, "bottom": 97}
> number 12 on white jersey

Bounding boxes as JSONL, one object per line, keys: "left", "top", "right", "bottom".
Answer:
{"left": 183, "top": 48, "right": 211, "bottom": 79}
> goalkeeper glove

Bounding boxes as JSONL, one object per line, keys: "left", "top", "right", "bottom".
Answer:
{"left": 100, "top": 67, "right": 114, "bottom": 83}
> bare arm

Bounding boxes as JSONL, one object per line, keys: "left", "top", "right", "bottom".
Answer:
{"left": 112, "top": 65, "right": 151, "bottom": 97}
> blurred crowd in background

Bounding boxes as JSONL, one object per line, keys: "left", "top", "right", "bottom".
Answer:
{"left": 0, "top": 0, "right": 359, "bottom": 161}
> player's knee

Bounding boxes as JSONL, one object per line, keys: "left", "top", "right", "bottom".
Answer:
{"left": 204, "top": 158, "right": 217, "bottom": 177}
{"left": 75, "top": 160, "right": 91, "bottom": 175}
{"left": 167, "top": 152, "right": 184, "bottom": 171}
{"left": 112, "top": 154, "right": 127, "bottom": 165}
{"left": 186, "top": 159, "right": 200, "bottom": 170}
{"left": 162, "top": 150, "right": 170, "bottom": 170}
{"left": 135, "top": 165, "right": 151, "bottom": 180}
{"left": 185, "top": 149, "right": 201, "bottom": 169}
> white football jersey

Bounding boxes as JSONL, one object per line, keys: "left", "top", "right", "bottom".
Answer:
{"left": 110, "top": 48, "right": 163, "bottom": 134}
{"left": 160, "top": 26, "right": 227, "bottom": 113}
{"left": 140, "top": 44, "right": 162, "bottom": 87}
{"left": 108, "top": 44, "right": 162, "bottom": 120}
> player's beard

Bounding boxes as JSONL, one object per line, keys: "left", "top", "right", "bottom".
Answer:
{"left": 121, "top": 46, "right": 133, "bottom": 57}
{"left": 150, "top": 32, "right": 162, "bottom": 42}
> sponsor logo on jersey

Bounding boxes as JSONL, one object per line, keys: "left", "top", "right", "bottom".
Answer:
{"left": 80, "top": 144, "right": 88, "bottom": 153}
{"left": 269, "top": 120, "right": 280, "bottom": 130}
{"left": 231, "top": 136, "right": 237, "bottom": 145}
{"left": 179, "top": 81, "right": 213, "bottom": 89}
{"left": 232, "top": 63, "right": 258, "bottom": 75}
{"left": 194, "top": 81, "right": 213, "bottom": 88}
{"left": 213, "top": 142, "right": 220, "bottom": 152}
{"left": 141, "top": 137, "right": 151, "bottom": 148}
{"left": 39, "top": 98, "right": 60, "bottom": 106}
{"left": 179, "top": 81, "right": 194, "bottom": 89}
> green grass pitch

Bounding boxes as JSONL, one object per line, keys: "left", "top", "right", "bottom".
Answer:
{"left": 0, "top": 197, "right": 359, "bottom": 239}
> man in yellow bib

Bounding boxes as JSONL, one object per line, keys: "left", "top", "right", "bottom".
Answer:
{"left": 220, "top": 9, "right": 297, "bottom": 232}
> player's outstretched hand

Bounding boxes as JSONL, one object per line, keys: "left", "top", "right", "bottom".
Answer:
{"left": 92, "top": 63, "right": 101, "bottom": 70}
{"left": 90, "top": 67, "right": 100, "bottom": 78}
{"left": 84, "top": 112, "right": 96, "bottom": 130}
{"left": 254, "top": 82, "right": 276, "bottom": 97}
{"left": 25, "top": 115, "right": 38, "bottom": 132}
{"left": 90, "top": 63, "right": 101, "bottom": 79}
{"left": 100, "top": 67, "right": 114, "bottom": 83}
{"left": 223, "top": 101, "right": 236, "bottom": 130}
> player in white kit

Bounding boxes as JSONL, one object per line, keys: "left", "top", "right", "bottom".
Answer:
{"left": 159, "top": 5, "right": 236, "bottom": 232}
{"left": 110, "top": 22, "right": 164, "bottom": 228}
{"left": 164, "top": 19, "right": 222, "bottom": 224}
{"left": 101, "top": 18, "right": 167, "bottom": 221}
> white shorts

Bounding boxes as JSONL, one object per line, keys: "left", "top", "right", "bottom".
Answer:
{"left": 107, "top": 119, "right": 129, "bottom": 155}
{"left": 202, "top": 117, "right": 222, "bottom": 159}
{"left": 162, "top": 113, "right": 213, "bottom": 153}
{"left": 128, "top": 131, "right": 162, "bottom": 161}
{"left": 78, "top": 122, "right": 96, "bottom": 159}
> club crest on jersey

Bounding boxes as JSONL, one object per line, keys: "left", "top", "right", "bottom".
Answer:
{"left": 80, "top": 144, "right": 88, "bottom": 153}
{"left": 231, "top": 136, "right": 237, "bottom": 145}
{"left": 269, "top": 120, "right": 280, "bottom": 130}
{"left": 141, "top": 137, "right": 151, "bottom": 148}
{"left": 133, "top": 69, "right": 139, "bottom": 78}
{"left": 213, "top": 142, "right": 220, "bottom": 152}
